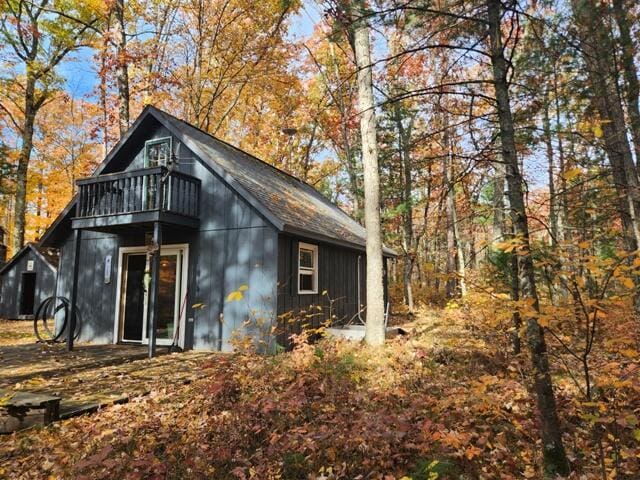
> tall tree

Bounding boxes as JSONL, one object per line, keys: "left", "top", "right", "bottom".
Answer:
{"left": 324, "top": 0, "right": 387, "bottom": 344}
{"left": 571, "top": 0, "right": 640, "bottom": 252}
{"left": 396, "top": 101, "right": 416, "bottom": 311}
{"left": 611, "top": 0, "right": 640, "bottom": 166}
{"left": 542, "top": 87, "right": 561, "bottom": 245}
{"left": 113, "top": 0, "right": 130, "bottom": 136}
{"left": 0, "top": 0, "right": 99, "bottom": 251}
{"left": 353, "top": 2, "right": 385, "bottom": 345}
{"left": 443, "top": 119, "right": 466, "bottom": 298}
{"left": 487, "top": 0, "right": 570, "bottom": 475}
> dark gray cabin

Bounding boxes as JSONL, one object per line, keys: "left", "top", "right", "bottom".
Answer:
{"left": 40, "top": 105, "right": 393, "bottom": 353}
{"left": 0, "top": 243, "right": 59, "bottom": 319}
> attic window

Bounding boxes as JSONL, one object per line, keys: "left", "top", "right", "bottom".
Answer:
{"left": 298, "top": 242, "right": 318, "bottom": 294}
{"left": 145, "top": 137, "right": 172, "bottom": 167}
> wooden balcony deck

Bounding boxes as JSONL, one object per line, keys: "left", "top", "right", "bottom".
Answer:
{"left": 71, "top": 166, "right": 201, "bottom": 230}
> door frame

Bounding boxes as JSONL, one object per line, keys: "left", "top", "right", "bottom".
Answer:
{"left": 113, "top": 243, "right": 189, "bottom": 349}
{"left": 118, "top": 252, "right": 148, "bottom": 343}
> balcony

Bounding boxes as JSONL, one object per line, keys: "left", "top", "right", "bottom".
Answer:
{"left": 71, "top": 166, "right": 201, "bottom": 231}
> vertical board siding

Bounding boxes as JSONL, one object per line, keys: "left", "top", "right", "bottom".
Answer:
{"left": 190, "top": 227, "right": 278, "bottom": 352}
{"left": 187, "top": 143, "right": 277, "bottom": 352}
{"left": 276, "top": 235, "right": 368, "bottom": 349}
{"left": 0, "top": 249, "right": 57, "bottom": 319}
{"left": 55, "top": 231, "right": 120, "bottom": 343}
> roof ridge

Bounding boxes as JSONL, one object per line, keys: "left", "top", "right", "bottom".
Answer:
{"left": 0, "top": 242, "right": 58, "bottom": 275}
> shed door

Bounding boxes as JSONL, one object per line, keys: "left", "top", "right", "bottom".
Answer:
{"left": 19, "top": 272, "right": 37, "bottom": 316}
{"left": 121, "top": 254, "right": 147, "bottom": 342}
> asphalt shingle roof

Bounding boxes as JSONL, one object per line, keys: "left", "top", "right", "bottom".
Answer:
{"left": 151, "top": 107, "right": 389, "bottom": 253}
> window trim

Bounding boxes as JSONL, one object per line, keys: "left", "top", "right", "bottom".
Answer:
{"left": 297, "top": 242, "right": 318, "bottom": 295}
{"left": 144, "top": 136, "right": 172, "bottom": 167}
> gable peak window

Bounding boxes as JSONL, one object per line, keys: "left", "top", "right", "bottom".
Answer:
{"left": 145, "top": 137, "right": 172, "bottom": 167}
{"left": 298, "top": 242, "right": 318, "bottom": 294}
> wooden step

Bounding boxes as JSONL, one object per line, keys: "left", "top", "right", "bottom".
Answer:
{"left": 0, "top": 388, "right": 60, "bottom": 433}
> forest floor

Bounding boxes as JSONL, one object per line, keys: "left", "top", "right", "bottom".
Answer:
{"left": 0, "top": 320, "right": 36, "bottom": 346}
{"left": 0, "top": 344, "right": 216, "bottom": 422}
{"left": 0, "top": 298, "right": 638, "bottom": 479}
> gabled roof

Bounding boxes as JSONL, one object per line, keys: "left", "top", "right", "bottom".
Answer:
{"left": 41, "top": 105, "right": 395, "bottom": 255}
{"left": 0, "top": 243, "right": 58, "bottom": 275}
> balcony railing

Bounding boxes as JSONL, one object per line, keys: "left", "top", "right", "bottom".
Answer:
{"left": 75, "top": 166, "right": 201, "bottom": 220}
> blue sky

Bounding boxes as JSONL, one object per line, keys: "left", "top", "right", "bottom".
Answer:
{"left": 60, "top": 47, "right": 99, "bottom": 99}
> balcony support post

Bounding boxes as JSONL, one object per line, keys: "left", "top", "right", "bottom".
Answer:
{"left": 67, "top": 228, "right": 82, "bottom": 351}
{"left": 147, "top": 221, "right": 162, "bottom": 358}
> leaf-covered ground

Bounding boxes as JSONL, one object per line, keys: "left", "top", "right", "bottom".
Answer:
{"left": 0, "top": 300, "right": 638, "bottom": 479}
{"left": 0, "top": 320, "right": 36, "bottom": 346}
{"left": 0, "top": 345, "right": 216, "bottom": 419}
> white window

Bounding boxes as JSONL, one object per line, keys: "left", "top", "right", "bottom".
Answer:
{"left": 145, "top": 137, "right": 172, "bottom": 167}
{"left": 298, "top": 242, "right": 318, "bottom": 294}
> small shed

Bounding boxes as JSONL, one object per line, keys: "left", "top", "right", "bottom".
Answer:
{"left": 0, "top": 244, "right": 59, "bottom": 319}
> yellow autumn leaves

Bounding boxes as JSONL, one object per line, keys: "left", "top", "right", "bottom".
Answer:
{"left": 226, "top": 284, "right": 249, "bottom": 302}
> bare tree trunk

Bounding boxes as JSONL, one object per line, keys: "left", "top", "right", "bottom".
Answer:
{"left": 468, "top": 232, "right": 478, "bottom": 270}
{"left": 353, "top": 6, "right": 385, "bottom": 346}
{"left": 35, "top": 179, "right": 43, "bottom": 238}
{"left": 394, "top": 104, "right": 415, "bottom": 313}
{"left": 453, "top": 205, "right": 467, "bottom": 297}
{"left": 345, "top": 150, "right": 361, "bottom": 219}
{"left": 612, "top": 0, "right": 640, "bottom": 167}
{"left": 99, "top": 27, "right": 110, "bottom": 156}
{"left": 492, "top": 159, "right": 505, "bottom": 245}
{"left": 445, "top": 204, "right": 457, "bottom": 295}
{"left": 543, "top": 89, "right": 561, "bottom": 245}
{"left": 488, "top": 0, "right": 570, "bottom": 475}
{"left": 444, "top": 125, "right": 466, "bottom": 297}
{"left": 445, "top": 138, "right": 457, "bottom": 298}
{"left": 328, "top": 41, "right": 362, "bottom": 219}
{"left": 572, "top": 0, "right": 640, "bottom": 251}
{"left": 301, "top": 120, "right": 318, "bottom": 181}
{"left": 114, "top": 0, "right": 130, "bottom": 137}
{"left": 403, "top": 248, "right": 415, "bottom": 312}
{"left": 552, "top": 64, "right": 568, "bottom": 241}
{"left": 13, "top": 70, "right": 37, "bottom": 251}
{"left": 510, "top": 244, "right": 522, "bottom": 354}
{"left": 417, "top": 162, "right": 433, "bottom": 290}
